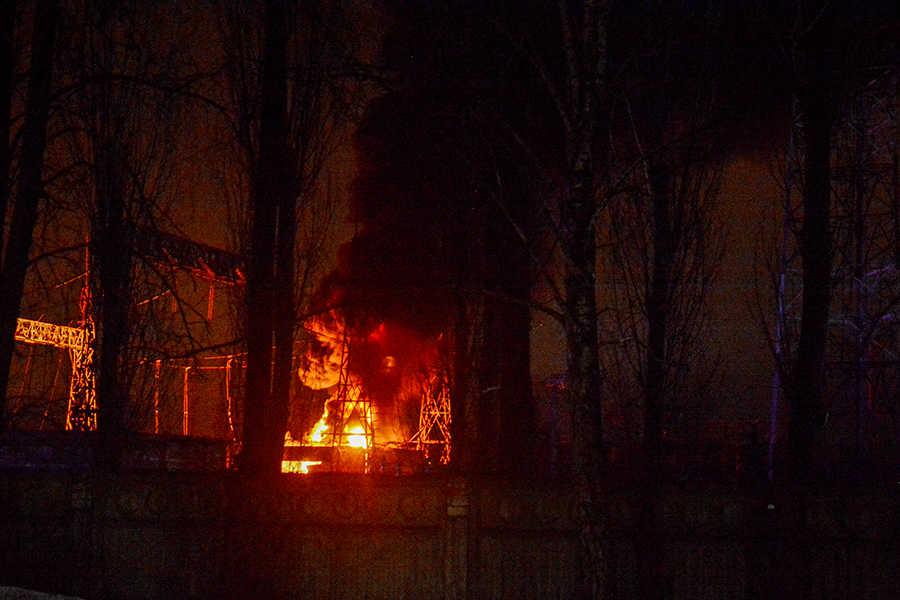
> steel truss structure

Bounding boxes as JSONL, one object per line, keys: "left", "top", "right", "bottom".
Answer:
{"left": 410, "top": 374, "right": 451, "bottom": 465}
{"left": 12, "top": 231, "right": 242, "bottom": 434}
{"left": 328, "top": 332, "right": 375, "bottom": 471}
{"left": 14, "top": 287, "right": 96, "bottom": 431}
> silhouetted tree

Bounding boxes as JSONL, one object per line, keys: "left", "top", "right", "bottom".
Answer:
{"left": 41, "top": 0, "right": 198, "bottom": 464}
{"left": 757, "top": 0, "right": 900, "bottom": 482}
{"left": 219, "top": 0, "right": 365, "bottom": 477}
{"left": 598, "top": 5, "right": 729, "bottom": 596}
{"left": 487, "top": 1, "right": 610, "bottom": 595}
{"left": 0, "top": 0, "right": 59, "bottom": 431}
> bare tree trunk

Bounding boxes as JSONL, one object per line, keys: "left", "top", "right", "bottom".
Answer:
{"left": 0, "top": 0, "right": 15, "bottom": 234}
{"left": 270, "top": 180, "right": 297, "bottom": 459}
{"left": 224, "top": 0, "right": 359, "bottom": 477}
{"left": 555, "top": 3, "right": 609, "bottom": 597}
{"left": 0, "top": 0, "right": 58, "bottom": 431}
{"left": 240, "top": 0, "right": 291, "bottom": 478}
{"left": 563, "top": 181, "right": 606, "bottom": 600}
{"left": 644, "top": 159, "right": 673, "bottom": 479}
{"left": 91, "top": 136, "right": 132, "bottom": 464}
{"left": 450, "top": 295, "right": 480, "bottom": 475}
{"left": 450, "top": 202, "right": 486, "bottom": 476}
{"left": 786, "top": 73, "right": 833, "bottom": 481}
{"left": 0, "top": 0, "right": 17, "bottom": 431}
{"left": 636, "top": 158, "right": 674, "bottom": 600}
{"left": 562, "top": 145, "right": 607, "bottom": 599}
{"left": 83, "top": 0, "right": 147, "bottom": 468}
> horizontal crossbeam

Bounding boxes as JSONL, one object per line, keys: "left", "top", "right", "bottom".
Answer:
{"left": 15, "top": 318, "right": 85, "bottom": 350}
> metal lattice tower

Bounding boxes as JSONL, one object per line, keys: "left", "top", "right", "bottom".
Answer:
{"left": 12, "top": 231, "right": 242, "bottom": 434}
{"left": 14, "top": 285, "right": 97, "bottom": 431}
{"left": 330, "top": 331, "right": 375, "bottom": 471}
{"left": 411, "top": 374, "right": 451, "bottom": 465}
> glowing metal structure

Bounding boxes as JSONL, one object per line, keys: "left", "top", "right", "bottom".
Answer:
{"left": 14, "top": 287, "right": 96, "bottom": 431}
{"left": 329, "top": 331, "right": 375, "bottom": 471}
{"left": 134, "top": 227, "right": 245, "bottom": 286}
{"left": 13, "top": 230, "right": 244, "bottom": 437}
{"left": 411, "top": 374, "right": 451, "bottom": 465}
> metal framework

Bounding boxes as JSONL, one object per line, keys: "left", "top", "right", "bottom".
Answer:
{"left": 330, "top": 332, "right": 375, "bottom": 470}
{"left": 13, "top": 287, "right": 96, "bottom": 431}
{"left": 135, "top": 227, "right": 245, "bottom": 286}
{"left": 410, "top": 374, "right": 451, "bottom": 465}
{"left": 12, "top": 230, "right": 241, "bottom": 434}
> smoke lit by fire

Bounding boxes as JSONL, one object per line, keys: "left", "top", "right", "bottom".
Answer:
{"left": 283, "top": 308, "right": 449, "bottom": 473}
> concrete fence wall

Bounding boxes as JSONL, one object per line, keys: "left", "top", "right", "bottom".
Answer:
{"left": 0, "top": 471, "right": 578, "bottom": 600}
{"left": 2, "top": 469, "right": 900, "bottom": 599}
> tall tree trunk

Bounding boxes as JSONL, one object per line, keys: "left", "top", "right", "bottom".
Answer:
{"left": 450, "top": 294, "right": 483, "bottom": 476}
{"left": 91, "top": 137, "right": 132, "bottom": 465}
{"left": 450, "top": 199, "right": 486, "bottom": 477}
{"left": 563, "top": 146, "right": 606, "bottom": 599}
{"left": 87, "top": 1, "right": 139, "bottom": 468}
{"left": 558, "top": 2, "right": 609, "bottom": 597}
{"left": 0, "top": 0, "right": 15, "bottom": 235}
{"left": 270, "top": 180, "right": 297, "bottom": 461}
{"left": 636, "top": 157, "right": 674, "bottom": 600}
{"left": 0, "top": 0, "right": 58, "bottom": 431}
{"left": 644, "top": 159, "right": 673, "bottom": 479}
{"left": 240, "top": 0, "right": 292, "bottom": 478}
{"left": 786, "top": 73, "right": 833, "bottom": 481}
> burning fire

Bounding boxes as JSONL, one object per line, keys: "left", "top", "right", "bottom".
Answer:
{"left": 282, "top": 383, "right": 374, "bottom": 473}
{"left": 345, "top": 427, "right": 369, "bottom": 448}
{"left": 304, "top": 382, "right": 373, "bottom": 449}
{"left": 282, "top": 309, "right": 451, "bottom": 474}
{"left": 282, "top": 432, "right": 321, "bottom": 473}
{"left": 307, "top": 401, "right": 332, "bottom": 444}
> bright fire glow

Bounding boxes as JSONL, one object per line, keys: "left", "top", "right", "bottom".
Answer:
{"left": 346, "top": 426, "right": 368, "bottom": 448}
{"left": 282, "top": 380, "right": 374, "bottom": 472}
{"left": 303, "top": 382, "right": 372, "bottom": 449}
{"left": 308, "top": 410, "right": 330, "bottom": 443}
{"left": 286, "top": 313, "right": 451, "bottom": 474}
{"left": 281, "top": 460, "right": 322, "bottom": 474}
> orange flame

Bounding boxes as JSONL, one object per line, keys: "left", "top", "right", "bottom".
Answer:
{"left": 299, "top": 383, "right": 374, "bottom": 451}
